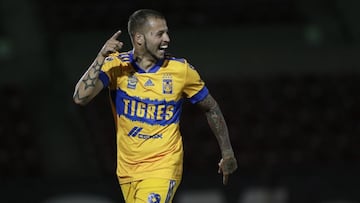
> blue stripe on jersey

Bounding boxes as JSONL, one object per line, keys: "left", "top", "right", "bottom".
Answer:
{"left": 111, "top": 89, "right": 183, "bottom": 126}
{"left": 189, "top": 86, "right": 209, "bottom": 104}
{"left": 165, "top": 180, "right": 176, "bottom": 203}
{"left": 99, "top": 71, "right": 110, "bottom": 88}
{"left": 118, "top": 53, "right": 131, "bottom": 62}
{"left": 167, "top": 57, "right": 186, "bottom": 64}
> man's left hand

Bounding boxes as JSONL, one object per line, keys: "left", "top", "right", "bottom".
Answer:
{"left": 218, "top": 156, "right": 238, "bottom": 185}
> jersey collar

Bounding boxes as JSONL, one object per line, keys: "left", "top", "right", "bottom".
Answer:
{"left": 129, "top": 50, "right": 165, "bottom": 73}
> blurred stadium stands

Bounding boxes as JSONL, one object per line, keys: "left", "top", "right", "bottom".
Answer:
{"left": 1, "top": 74, "right": 359, "bottom": 202}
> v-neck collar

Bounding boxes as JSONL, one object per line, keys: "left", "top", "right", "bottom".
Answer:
{"left": 129, "top": 50, "right": 165, "bottom": 73}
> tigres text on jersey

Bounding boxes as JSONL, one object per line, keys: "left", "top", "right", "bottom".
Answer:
{"left": 99, "top": 51, "right": 209, "bottom": 184}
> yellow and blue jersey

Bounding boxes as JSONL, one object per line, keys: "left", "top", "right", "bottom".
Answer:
{"left": 99, "top": 51, "right": 209, "bottom": 184}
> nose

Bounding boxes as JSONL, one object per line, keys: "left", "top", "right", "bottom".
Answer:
{"left": 164, "top": 32, "right": 170, "bottom": 42}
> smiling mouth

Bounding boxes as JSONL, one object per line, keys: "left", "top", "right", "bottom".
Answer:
{"left": 159, "top": 44, "right": 168, "bottom": 52}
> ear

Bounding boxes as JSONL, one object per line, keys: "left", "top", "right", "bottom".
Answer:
{"left": 134, "top": 33, "right": 144, "bottom": 46}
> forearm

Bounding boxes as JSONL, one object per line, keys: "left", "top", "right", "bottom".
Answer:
{"left": 205, "top": 104, "right": 234, "bottom": 158}
{"left": 198, "top": 95, "right": 234, "bottom": 158}
{"left": 198, "top": 95, "right": 237, "bottom": 183}
{"left": 73, "top": 54, "right": 105, "bottom": 105}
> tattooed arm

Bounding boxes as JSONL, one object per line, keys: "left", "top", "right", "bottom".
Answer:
{"left": 73, "top": 56, "right": 106, "bottom": 105}
{"left": 197, "top": 94, "right": 238, "bottom": 185}
{"left": 73, "top": 30, "right": 123, "bottom": 105}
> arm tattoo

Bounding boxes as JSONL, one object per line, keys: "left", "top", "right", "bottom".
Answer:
{"left": 73, "top": 89, "right": 89, "bottom": 102}
{"left": 82, "top": 74, "right": 97, "bottom": 90}
{"left": 198, "top": 95, "right": 232, "bottom": 155}
{"left": 81, "top": 60, "right": 102, "bottom": 90}
{"left": 74, "top": 59, "right": 103, "bottom": 103}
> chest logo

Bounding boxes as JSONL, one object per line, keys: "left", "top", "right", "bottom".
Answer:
{"left": 162, "top": 74, "right": 173, "bottom": 94}
{"left": 144, "top": 79, "right": 154, "bottom": 87}
{"left": 127, "top": 75, "right": 138, "bottom": 89}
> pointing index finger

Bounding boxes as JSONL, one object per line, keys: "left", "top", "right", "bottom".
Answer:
{"left": 111, "top": 30, "right": 122, "bottom": 40}
{"left": 223, "top": 174, "right": 229, "bottom": 185}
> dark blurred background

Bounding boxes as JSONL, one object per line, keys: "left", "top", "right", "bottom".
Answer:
{"left": 1, "top": 0, "right": 360, "bottom": 202}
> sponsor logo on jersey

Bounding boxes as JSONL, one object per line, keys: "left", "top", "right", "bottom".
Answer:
{"left": 128, "top": 126, "right": 162, "bottom": 139}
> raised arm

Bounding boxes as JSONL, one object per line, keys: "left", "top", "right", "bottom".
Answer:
{"left": 196, "top": 93, "right": 238, "bottom": 185}
{"left": 73, "top": 30, "right": 123, "bottom": 105}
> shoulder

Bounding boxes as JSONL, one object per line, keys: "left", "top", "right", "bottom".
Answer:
{"left": 165, "top": 53, "right": 197, "bottom": 71}
{"left": 104, "top": 51, "right": 132, "bottom": 63}
{"left": 165, "top": 53, "right": 197, "bottom": 68}
{"left": 117, "top": 51, "right": 132, "bottom": 62}
{"left": 165, "top": 53, "right": 188, "bottom": 64}
{"left": 102, "top": 51, "right": 132, "bottom": 72}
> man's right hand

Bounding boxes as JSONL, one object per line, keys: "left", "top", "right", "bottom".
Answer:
{"left": 99, "top": 30, "right": 124, "bottom": 57}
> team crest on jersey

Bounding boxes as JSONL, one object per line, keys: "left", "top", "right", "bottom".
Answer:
{"left": 148, "top": 193, "right": 161, "bottom": 203}
{"left": 127, "top": 75, "right": 138, "bottom": 89}
{"left": 162, "top": 74, "right": 173, "bottom": 94}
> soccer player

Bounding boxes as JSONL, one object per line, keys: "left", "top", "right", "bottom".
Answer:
{"left": 73, "top": 9, "right": 237, "bottom": 203}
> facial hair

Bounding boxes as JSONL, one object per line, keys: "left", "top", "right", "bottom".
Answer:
{"left": 143, "top": 37, "right": 163, "bottom": 61}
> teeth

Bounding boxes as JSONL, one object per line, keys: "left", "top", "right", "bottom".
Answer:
{"left": 160, "top": 45, "right": 168, "bottom": 49}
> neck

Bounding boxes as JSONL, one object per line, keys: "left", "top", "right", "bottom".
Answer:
{"left": 133, "top": 49, "right": 157, "bottom": 71}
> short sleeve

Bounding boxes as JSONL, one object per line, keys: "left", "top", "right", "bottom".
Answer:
{"left": 99, "top": 54, "right": 121, "bottom": 90}
{"left": 183, "top": 62, "right": 209, "bottom": 104}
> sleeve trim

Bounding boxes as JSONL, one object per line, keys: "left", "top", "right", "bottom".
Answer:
{"left": 99, "top": 71, "right": 109, "bottom": 88}
{"left": 189, "top": 86, "right": 209, "bottom": 104}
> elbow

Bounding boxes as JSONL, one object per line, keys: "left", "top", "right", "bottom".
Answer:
{"left": 73, "top": 98, "right": 84, "bottom": 106}
{"left": 73, "top": 90, "right": 90, "bottom": 106}
{"left": 74, "top": 100, "right": 88, "bottom": 106}
{"left": 73, "top": 96, "right": 88, "bottom": 106}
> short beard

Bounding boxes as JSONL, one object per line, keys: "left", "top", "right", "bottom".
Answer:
{"left": 144, "top": 39, "right": 162, "bottom": 61}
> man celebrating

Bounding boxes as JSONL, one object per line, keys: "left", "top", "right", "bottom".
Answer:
{"left": 73, "top": 9, "right": 237, "bottom": 203}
